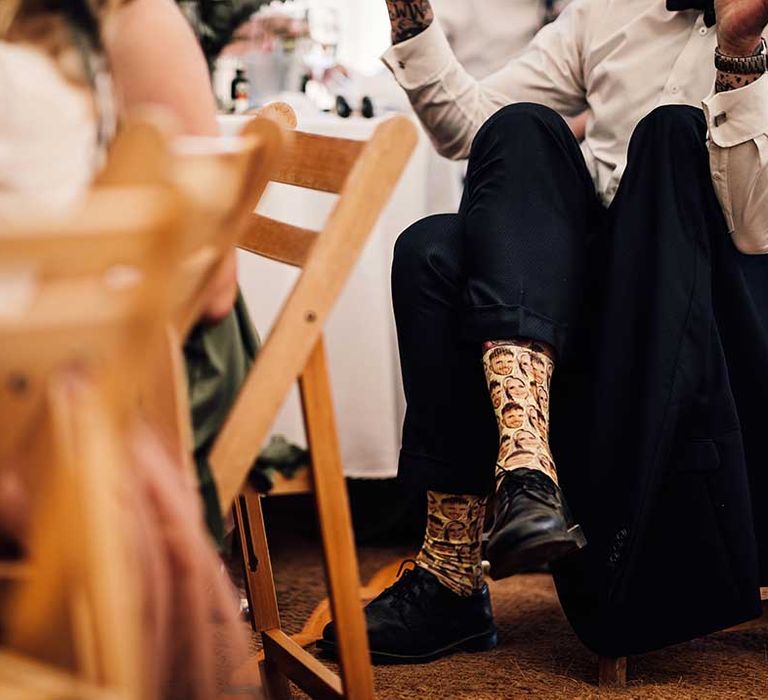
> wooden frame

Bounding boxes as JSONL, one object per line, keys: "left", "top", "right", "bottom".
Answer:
{"left": 210, "top": 110, "right": 417, "bottom": 699}
{"left": 0, "top": 187, "right": 182, "bottom": 699}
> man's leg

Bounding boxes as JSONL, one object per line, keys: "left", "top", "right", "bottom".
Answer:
{"left": 320, "top": 214, "right": 501, "bottom": 663}
{"left": 391, "top": 214, "right": 495, "bottom": 598}
{"left": 321, "top": 104, "right": 601, "bottom": 664}
{"left": 461, "top": 104, "right": 597, "bottom": 577}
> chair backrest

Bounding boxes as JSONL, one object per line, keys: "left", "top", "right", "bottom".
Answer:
{"left": 210, "top": 112, "right": 418, "bottom": 511}
{"left": 0, "top": 186, "right": 182, "bottom": 698}
{"left": 0, "top": 187, "right": 181, "bottom": 457}
{"left": 100, "top": 115, "right": 287, "bottom": 335}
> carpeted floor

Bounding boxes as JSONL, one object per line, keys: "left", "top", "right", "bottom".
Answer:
{"left": 247, "top": 499, "right": 768, "bottom": 699}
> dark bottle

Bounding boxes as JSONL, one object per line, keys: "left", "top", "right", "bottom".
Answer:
{"left": 231, "top": 68, "right": 250, "bottom": 113}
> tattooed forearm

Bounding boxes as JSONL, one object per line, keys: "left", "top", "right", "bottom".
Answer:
{"left": 715, "top": 70, "right": 763, "bottom": 92}
{"left": 385, "top": 0, "right": 434, "bottom": 44}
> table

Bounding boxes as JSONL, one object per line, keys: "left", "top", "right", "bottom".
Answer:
{"left": 219, "top": 110, "right": 462, "bottom": 478}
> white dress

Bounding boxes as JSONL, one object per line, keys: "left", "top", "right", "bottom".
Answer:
{"left": 0, "top": 42, "right": 98, "bottom": 224}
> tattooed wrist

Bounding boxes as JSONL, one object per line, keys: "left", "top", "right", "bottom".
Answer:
{"left": 386, "top": 0, "right": 434, "bottom": 44}
{"left": 715, "top": 70, "right": 764, "bottom": 92}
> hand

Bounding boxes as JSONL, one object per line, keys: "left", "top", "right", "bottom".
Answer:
{"left": 199, "top": 250, "right": 238, "bottom": 324}
{"left": 717, "top": 0, "right": 768, "bottom": 55}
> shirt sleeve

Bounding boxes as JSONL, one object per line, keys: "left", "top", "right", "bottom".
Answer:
{"left": 381, "top": 0, "right": 593, "bottom": 159}
{"left": 703, "top": 76, "right": 768, "bottom": 254}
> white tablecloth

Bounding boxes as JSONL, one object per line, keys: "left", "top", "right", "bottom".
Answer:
{"left": 219, "top": 111, "right": 461, "bottom": 478}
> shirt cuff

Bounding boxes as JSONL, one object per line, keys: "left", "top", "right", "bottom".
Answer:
{"left": 381, "top": 22, "right": 455, "bottom": 90}
{"left": 703, "top": 74, "right": 768, "bottom": 147}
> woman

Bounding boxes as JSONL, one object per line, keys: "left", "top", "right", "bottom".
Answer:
{"left": 106, "top": 0, "right": 258, "bottom": 544}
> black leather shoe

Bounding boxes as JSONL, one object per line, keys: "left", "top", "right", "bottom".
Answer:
{"left": 486, "top": 468, "right": 586, "bottom": 580}
{"left": 318, "top": 562, "right": 497, "bottom": 664}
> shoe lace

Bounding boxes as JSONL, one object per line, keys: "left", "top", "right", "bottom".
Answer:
{"left": 386, "top": 559, "right": 421, "bottom": 604}
{"left": 498, "top": 469, "right": 558, "bottom": 510}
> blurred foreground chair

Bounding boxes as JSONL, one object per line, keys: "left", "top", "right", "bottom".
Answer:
{"left": 209, "top": 108, "right": 417, "bottom": 699}
{"left": 0, "top": 187, "right": 181, "bottom": 699}
{"left": 98, "top": 115, "right": 286, "bottom": 477}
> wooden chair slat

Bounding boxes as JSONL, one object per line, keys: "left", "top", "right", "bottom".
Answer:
{"left": 211, "top": 115, "right": 418, "bottom": 508}
{"left": 0, "top": 189, "right": 177, "bottom": 276}
{"left": 238, "top": 215, "right": 317, "bottom": 268}
{"left": 262, "top": 630, "right": 343, "bottom": 700}
{"left": 272, "top": 131, "right": 366, "bottom": 194}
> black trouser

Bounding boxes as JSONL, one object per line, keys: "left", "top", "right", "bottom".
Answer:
{"left": 391, "top": 102, "right": 768, "bottom": 504}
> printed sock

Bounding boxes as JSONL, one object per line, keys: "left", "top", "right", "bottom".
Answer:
{"left": 415, "top": 490, "right": 487, "bottom": 596}
{"left": 482, "top": 339, "right": 558, "bottom": 484}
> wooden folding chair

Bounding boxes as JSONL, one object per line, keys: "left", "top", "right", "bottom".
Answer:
{"left": 98, "top": 115, "right": 286, "bottom": 475}
{"left": 209, "top": 113, "right": 417, "bottom": 699}
{"left": 0, "top": 186, "right": 182, "bottom": 699}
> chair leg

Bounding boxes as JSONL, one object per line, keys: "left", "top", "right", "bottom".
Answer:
{"left": 299, "top": 339, "right": 375, "bottom": 700}
{"left": 235, "top": 493, "right": 281, "bottom": 633}
{"left": 235, "top": 494, "right": 293, "bottom": 699}
{"left": 259, "top": 658, "right": 293, "bottom": 700}
{"left": 598, "top": 656, "right": 627, "bottom": 687}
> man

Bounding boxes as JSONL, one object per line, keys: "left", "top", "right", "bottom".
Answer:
{"left": 319, "top": 0, "right": 768, "bottom": 663}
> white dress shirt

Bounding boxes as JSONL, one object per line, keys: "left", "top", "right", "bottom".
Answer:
{"left": 382, "top": 0, "right": 768, "bottom": 254}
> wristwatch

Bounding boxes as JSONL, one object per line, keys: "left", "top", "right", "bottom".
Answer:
{"left": 715, "top": 38, "right": 768, "bottom": 74}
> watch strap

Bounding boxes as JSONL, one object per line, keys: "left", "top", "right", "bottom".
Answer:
{"left": 715, "top": 38, "right": 767, "bottom": 74}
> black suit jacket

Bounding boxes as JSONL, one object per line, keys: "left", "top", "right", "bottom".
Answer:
{"left": 550, "top": 202, "right": 768, "bottom": 658}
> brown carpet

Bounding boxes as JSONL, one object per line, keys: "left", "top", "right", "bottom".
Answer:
{"left": 248, "top": 504, "right": 768, "bottom": 699}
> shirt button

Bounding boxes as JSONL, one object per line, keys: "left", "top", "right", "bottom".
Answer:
{"left": 671, "top": 85, "right": 680, "bottom": 94}
{"left": 699, "top": 27, "right": 708, "bottom": 36}
{"left": 398, "top": 60, "right": 406, "bottom": 69}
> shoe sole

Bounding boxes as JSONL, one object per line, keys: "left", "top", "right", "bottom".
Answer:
{"left": 487, "top": 524, "right": 587, "bottom": 580}
{"left": 317, "top": 629, "right": 498, "bottom": 665}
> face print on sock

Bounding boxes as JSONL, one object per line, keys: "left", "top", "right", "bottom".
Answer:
{"left": 489, "top": 380, "right": 504, "bottom": 409}
{"left": 504, "top": 375, "right": 530, "bottom": 402}
{"left": 501, "top": 402, "right": 525, "bottom": 430}
{"left": 513, "top": 429, "right": 539, "bottom": 451}
{"left": 488, "top": 346, "right": 516, "bottom": 376}
{"left": 504, "top": 449, "right": 538, "bottom": 470}
{"left": 440, "top": 496, "right": 471, "bottom": 521}
{"left": 536, "top": 386, "right": 549, "bottom": 413}
{"left": 444, "top": 520, "right": 467, "bottom": 542}
{"left": 417, "top": 491, "right": 488, "bottom": 597}
{"left": 532, "top": 355, "right": 547, "bottom": 386}
{"left": 518, "top": 351, "right": 533, "bottom": 381}
{"left": 483, "top": 340, "right": 558, "bottom": 484}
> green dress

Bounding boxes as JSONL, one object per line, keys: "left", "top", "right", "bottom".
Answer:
{"left": 184, "top": 292, "right": 258, "bottom": 545}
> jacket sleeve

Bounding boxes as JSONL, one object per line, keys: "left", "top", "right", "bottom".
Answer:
{"left": 381, "top": 0, "right": 594, "bottom": 159}
{"left": 703, "top": 76, "right": 768, "bottom": 254}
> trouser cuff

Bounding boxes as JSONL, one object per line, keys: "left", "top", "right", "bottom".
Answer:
{"left": 463, "top": 303, "right": 568, "bottom": 355}
{"left": 397, "top": 449, "right": 495, "bottom": 497}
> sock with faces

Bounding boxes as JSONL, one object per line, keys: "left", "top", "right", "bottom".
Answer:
{"left": 416, "top": 491, "right": 488, "bottom": 596}
{"left": 483, "top": 340, "right": 558, "bottom": 485}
